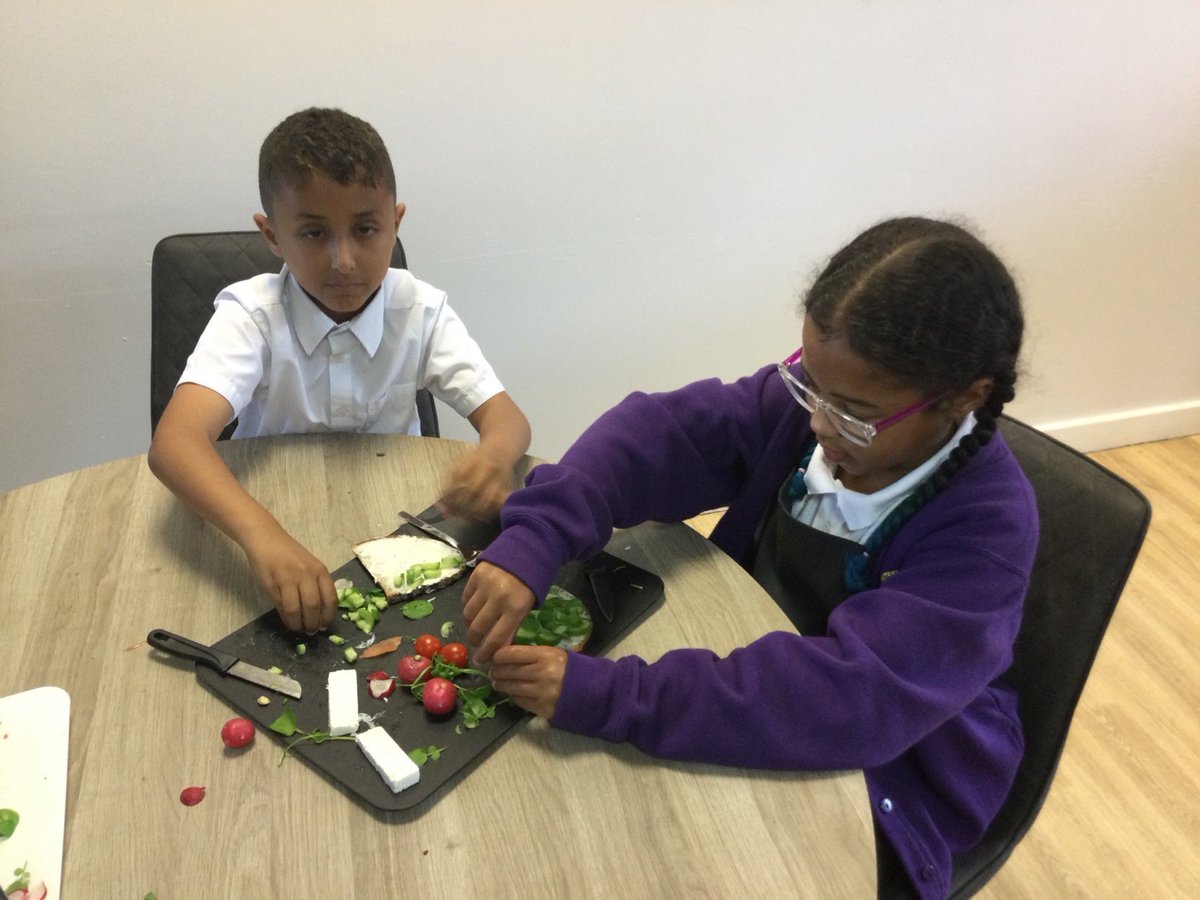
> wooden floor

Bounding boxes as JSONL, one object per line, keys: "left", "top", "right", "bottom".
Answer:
{"left": 685, "top": 434, "right": 1200, "bottom": 898}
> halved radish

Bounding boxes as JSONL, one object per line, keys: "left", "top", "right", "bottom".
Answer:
{"left": 367, "top": 670, "right": 396, "bottom": 699}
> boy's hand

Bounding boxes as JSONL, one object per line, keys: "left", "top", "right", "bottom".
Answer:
{"left": 461, "top": 562, "right": 536, "bottom": 663}
{"left": 243, "top": 527, "right": 338, "bottom": 634}
{"left": 438, "top": 449, "right": 514, "bottom": 521}
{"left": 489, "top": 644, "right": 568, "bottom": 720}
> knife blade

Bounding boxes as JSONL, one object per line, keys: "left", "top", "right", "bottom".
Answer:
{"left": 399, "top": 510, "right": 479, "bottom": 565}
{"left": 146, "top": 628, "right": 302, "bottom": 699}
{"left": 584, "top": 556, "right": 615, "bottom": 623}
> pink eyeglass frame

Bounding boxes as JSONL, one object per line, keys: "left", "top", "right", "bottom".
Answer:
{"left": 778, "top": 347, "right": 945, "bottom": 445}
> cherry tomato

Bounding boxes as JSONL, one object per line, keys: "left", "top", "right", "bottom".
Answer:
{"left": 438, "top": 642, "right": 469, "bottom": 668}
{"left": 421, "top": 677, "right": 457, "bottom": 716}
{"left": 180, "top": 786, "right": 206, "bottom": 806}
{"left": 220, "top": 717, "right": 255, "bottom": 749}
{"left": 396, "top": 654, "right": 431, "bottom": 684}
{"left": 414, "top": 634, "right": 442, "bottom": 658}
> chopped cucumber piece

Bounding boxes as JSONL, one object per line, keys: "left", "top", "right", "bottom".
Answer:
{"left": 343, "top": 646, "right": 358, "bottom": 663}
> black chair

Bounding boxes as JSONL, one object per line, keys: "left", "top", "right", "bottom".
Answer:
{"left": 946, "top": 417, "right": 1151, "bottom": 896}
{"left": 150, "top": 231, "right": 439, "bottom": 440}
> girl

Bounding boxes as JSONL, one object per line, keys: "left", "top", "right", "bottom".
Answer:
{"left": 463, "top": 217, "right": 1037, "bottom": 900}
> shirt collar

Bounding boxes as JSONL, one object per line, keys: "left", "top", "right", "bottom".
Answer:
{"left": 285, "top": 266, "right": 386, "bottom": 357}
{"left": 803, "top": 413, "right": 977, "bottom": 531}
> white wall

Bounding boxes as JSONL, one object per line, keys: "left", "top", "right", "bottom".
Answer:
{"left": 3, "top": 1, "right": 1199, "bottom": 493}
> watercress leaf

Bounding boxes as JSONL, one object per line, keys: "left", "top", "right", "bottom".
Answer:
{"left": 409, "top": 747, "right": 429, "bottom": 766}
{"left": 268, "top": 706, "right": 298, "bottom": 736}
{"left": 400, "top": 599, "right": 435, "bottom": 620}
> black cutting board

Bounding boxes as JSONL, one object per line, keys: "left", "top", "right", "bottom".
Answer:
{"left": 195, "top": 510, "right": 663, "bottom": 812}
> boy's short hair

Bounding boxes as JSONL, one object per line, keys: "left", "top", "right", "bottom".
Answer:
{"left": 258, "top": 107, "right": 396, "bottom": 212}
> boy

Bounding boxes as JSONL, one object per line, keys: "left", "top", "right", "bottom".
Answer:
{"left": 148, "top": 107, "right": 530, "bottom": 635}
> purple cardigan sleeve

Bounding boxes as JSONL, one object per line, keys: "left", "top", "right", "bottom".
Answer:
{"left": 478, "top": 368, "right": 789, "bottom": 599}
{"left": 550, "top": 484, "right": 1034, "bottom": 770}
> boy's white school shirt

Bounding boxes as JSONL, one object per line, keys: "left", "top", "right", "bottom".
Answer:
{"left": 178, "top": 266, "right": 504, "bottom": 437}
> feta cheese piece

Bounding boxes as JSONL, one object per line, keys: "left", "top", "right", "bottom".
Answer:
{"left": 327, "top": 668, "right": 360, "bottom": 737}
{"left": 355, "top": 726, "right": 421, "bottom": 793}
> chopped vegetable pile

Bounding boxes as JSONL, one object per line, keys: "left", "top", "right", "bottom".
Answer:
{"left": 515, "top": 586, "right": 591, "bottom": 647}
{"left": 394, "top": 556, "right": 464, "bottom": 593}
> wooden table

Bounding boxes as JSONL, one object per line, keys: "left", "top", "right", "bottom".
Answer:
{"left": 0, "top": 434, "right": 875, "bottom": 898}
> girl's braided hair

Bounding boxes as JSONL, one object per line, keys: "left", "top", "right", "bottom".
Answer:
{"left": 802, "top": 217, "right": 1024, "bottom": 591}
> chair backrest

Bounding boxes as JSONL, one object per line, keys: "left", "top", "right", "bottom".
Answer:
{"left": 150, "top": 231, "right": 438, "bottom": 439}
{"left": 948, "top": 417, "right": 1151, "bottom": 897}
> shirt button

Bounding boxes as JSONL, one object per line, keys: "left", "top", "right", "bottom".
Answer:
{"left": 920, "top": 865, "right": 936, "bottom": 881}
{"left": 879, "top": 798, "right": 893, "bottom": 813}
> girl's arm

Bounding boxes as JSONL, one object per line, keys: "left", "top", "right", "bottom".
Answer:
{"left": 485, "top": 368, "right": 785, "bottom": 597}
{"left": 503, "top": 539, "right": 1029, "bottom": 772}
{"left": 465, "top": 368, "right": 787, "bottom": 660}
{"left": 147, "top": 383, "right": 337, "bottom": 633}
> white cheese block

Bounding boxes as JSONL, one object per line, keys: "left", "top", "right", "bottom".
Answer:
{"left": 327, "top": 668, "right": 360, "bottom": 737}
{"left": 353, "top": 534, "right": 465, "bottom": 599}
{"left": 355, "top": 726, "right": 421, "bottom": 793}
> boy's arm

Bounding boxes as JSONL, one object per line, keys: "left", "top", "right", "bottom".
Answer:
{"left": 147, "top": 383, "right": 337, "bottom": 633}
{"left": 438, "top": 391, "right": 531, "bottom": 521}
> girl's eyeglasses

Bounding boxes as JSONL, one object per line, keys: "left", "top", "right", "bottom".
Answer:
{"left": 776, "top": 347, "right": 944, "bottom": 448}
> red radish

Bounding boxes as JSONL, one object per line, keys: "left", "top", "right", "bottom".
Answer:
{"left": 421, "top": 677, "right": 457, "bottom": 716}
{"left": 367, "top": 670, "right": 396, "bottom": 699}
{"left": 220, "top": 717, "right": 255, "bottom": 749}
{"left": 180, "top": 786, "right": 206, "bottom": 806}
{"left": 396, "top": 654, "right": 431, "bottom": 684}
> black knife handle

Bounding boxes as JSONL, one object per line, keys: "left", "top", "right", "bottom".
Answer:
{"left": 147, "top": 628, "right": 239, "bottom": 674}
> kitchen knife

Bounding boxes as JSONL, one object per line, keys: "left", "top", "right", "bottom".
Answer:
{"left": 146, "top": 628, "right": 302, "bottom": 699}
{"left": 399, "top": 510, "right": 479, "bottom": 564}
{"left": 584, "top": 557, "right": 615, "bottom": 623}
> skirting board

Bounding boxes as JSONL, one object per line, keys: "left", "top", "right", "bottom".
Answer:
{"left": 1035, "top": 399, "right": 1200, "bottom": 453}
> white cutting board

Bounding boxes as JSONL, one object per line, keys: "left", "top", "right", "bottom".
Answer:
{"left": 0, "top": 686, "right": 69, "bottom": 898}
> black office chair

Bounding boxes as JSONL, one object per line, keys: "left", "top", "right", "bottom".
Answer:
{"left": 945, "top": 417, "right": 1151, "bottom": 896}
{"left": 150, "top": 231, "right": 439, "bottom": 440}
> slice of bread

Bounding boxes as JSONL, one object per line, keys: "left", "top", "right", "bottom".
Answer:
{"left": 353, "top": 534, "right": 466, "bottom": 600}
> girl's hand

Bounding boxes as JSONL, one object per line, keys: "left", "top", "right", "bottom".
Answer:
{"left": 489, "top": 644, "right": 568, "bottom": 720}
{"left": 242, "top": 527, "right": 337, "bottom": 634}
{"left": 461, "top": 562, "right": 536, "bottom": 663}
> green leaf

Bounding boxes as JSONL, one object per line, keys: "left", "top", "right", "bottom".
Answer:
{"left": 268, "top": 706, "right": 298, "bottom": 737}
{"left": 408, "top": 745, "right": 448, "bottom": 766}
{"left": 5, "top": 862, "right": 30, "bottom": 893}
{"left": 400, "top": 599, "right": 435, "bottom": 620}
